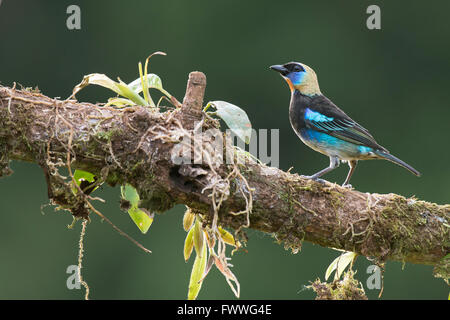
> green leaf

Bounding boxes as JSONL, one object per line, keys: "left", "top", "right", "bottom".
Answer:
{"left": 128, "top": 73, "right": 163, "bottom": 94}
{"left": 121, "top": 184, "right": 153, "bottom": 234}
{"left": 104, "top": 97, "right": 136, "bottom": 108}
{"left": 193, "top": 218, "right": 204, "bottom": 258}
{"left": 72, "top": 73, "right": 121, "bottom": 95}
{"left": 128, "top": 52, "right": 173, "bottom": 103}
{"left": 187, "top": 236, "right": 207, "bottom": 300}
{"left": 218, "top": 226, "right": 235, "bottom": 247}
{"left": 74, "top": 169, "right": 96, "bottom": 185}
{"left": 72, "top": 169, "right": 98, "bottom": 195}
{"left": 121, "top": 184, "right": 140, "bottom": 207}
{"left": 127, "top": 72, "right": 173, "bottom": 101}
{"left": 183, "top": 208, "right": 195, "bottom": 232}
{"left": 325, "top": 251, "right": 357, "bottom": 281}
{"left": 137, "top": 62, "right": 155, "bottom": 107}
{"left": 128, "top": 206, "right": 153, "bottom": 234}
{"left": 208, "top": 101, "right": 252, "bottom": 144}
{"left": 184, "top": 227, "right": 195, "bottom": 262}
{"left": 72, "top": 73, "right": 147, "bottom": 106}
{"left": 116, "top": 79, "right": 148, "bottom": 106}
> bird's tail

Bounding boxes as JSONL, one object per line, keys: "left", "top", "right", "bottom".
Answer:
{"left": 374, "top": 150, "right": 421, "bottom": 177}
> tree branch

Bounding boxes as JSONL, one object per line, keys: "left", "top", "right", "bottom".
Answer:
{"left": 0, "top": 77, "right": 448, "bottom": 280}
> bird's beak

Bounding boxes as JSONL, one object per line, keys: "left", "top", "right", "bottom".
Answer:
{"left": 270, "top": 64, "right": 289, "bottom": 76}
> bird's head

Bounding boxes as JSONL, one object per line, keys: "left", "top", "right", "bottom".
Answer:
{"left": 270, "top": 62, "right": 321, "bottom": 96}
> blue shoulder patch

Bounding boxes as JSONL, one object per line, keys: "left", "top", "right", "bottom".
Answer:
{"left": 305, "top": 108, "right": 334, "bottom": 122}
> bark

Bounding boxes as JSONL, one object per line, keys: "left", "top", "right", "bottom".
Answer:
{"left": 0, "top": 76, "right": 448, "bottom": 280}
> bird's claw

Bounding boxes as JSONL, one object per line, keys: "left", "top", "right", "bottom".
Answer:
{"left": 300, "top": 175, "right": 327, "bottom": 185}
{"left": 342, "top": 183, "right": 353, "bottom": 189}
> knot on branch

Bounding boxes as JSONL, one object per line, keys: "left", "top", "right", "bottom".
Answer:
{"left": 180, "top": 71, "right": 206, "bottom": 129}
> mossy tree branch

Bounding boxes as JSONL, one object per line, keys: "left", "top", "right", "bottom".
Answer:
{"left": 0, "top": 75, "right": 448, "bottom": 281}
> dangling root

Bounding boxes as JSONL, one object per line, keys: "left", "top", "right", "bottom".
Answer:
{"left": 78, "top": 219, "right": 90, "bottom": 300}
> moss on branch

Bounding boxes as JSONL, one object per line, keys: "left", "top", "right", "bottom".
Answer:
{"left": 0, "top": 79, "right": 448, "bottom": 282}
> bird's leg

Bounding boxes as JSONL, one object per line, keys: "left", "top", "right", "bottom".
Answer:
{"left": 302, "top": 156, "right": 340, "bottom": 184}
{"left": 342, "top": 160, "right": 357, "bottom": 188}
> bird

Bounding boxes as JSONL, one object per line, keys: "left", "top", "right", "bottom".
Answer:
{"left": 270, "top": 61, "right": 420, "bottom": 187}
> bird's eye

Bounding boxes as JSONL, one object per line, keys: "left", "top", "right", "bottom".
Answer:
{"left": 294, "top": 65, "right": 304, "bottom": 72}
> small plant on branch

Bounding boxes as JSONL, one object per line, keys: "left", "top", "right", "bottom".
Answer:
{"left": 67, "top": 51, "right": 255, "bottom": 299}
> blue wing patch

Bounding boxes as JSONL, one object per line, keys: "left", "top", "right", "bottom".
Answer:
{"left": 303, "top": 107, "right": 383, "bottom": 149}
{"left": 305, "top": 108, "right": 347, "bottom": 131}
{"left": 358, "top": 146, "right": 373, "bottom": 154}
{"left": 305, "top": 108, "right": 334, "bottom": 122}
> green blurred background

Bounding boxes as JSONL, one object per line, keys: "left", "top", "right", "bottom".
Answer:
{"left": 0, "top": 0, "right": 448, "bottom": 299}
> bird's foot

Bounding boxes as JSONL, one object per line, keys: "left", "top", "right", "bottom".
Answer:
{"left": 342, "top": 183, "right": 353, "bottom": 189}
{"left": 300, "top": 175, "right": 327, "bottom": 185}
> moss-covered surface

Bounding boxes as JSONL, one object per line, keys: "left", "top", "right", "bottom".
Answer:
{"left": 0, "top": 84, "right": 448, "bottom": 285}
{"left": 308, "top": 270, "right": 368, "bottom": 300}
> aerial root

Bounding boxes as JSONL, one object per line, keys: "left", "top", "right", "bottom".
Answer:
{"left": 342, "top": 216, "right": 373, "bottom": 243}
{"left": 78, "top": 219, "right": 90, "bottom": 300}
{"left": 108, "top": 139, "right": 123, "bottom": 169}
{"left": 43, "top": 105, "right": 152, "bottom": 257}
